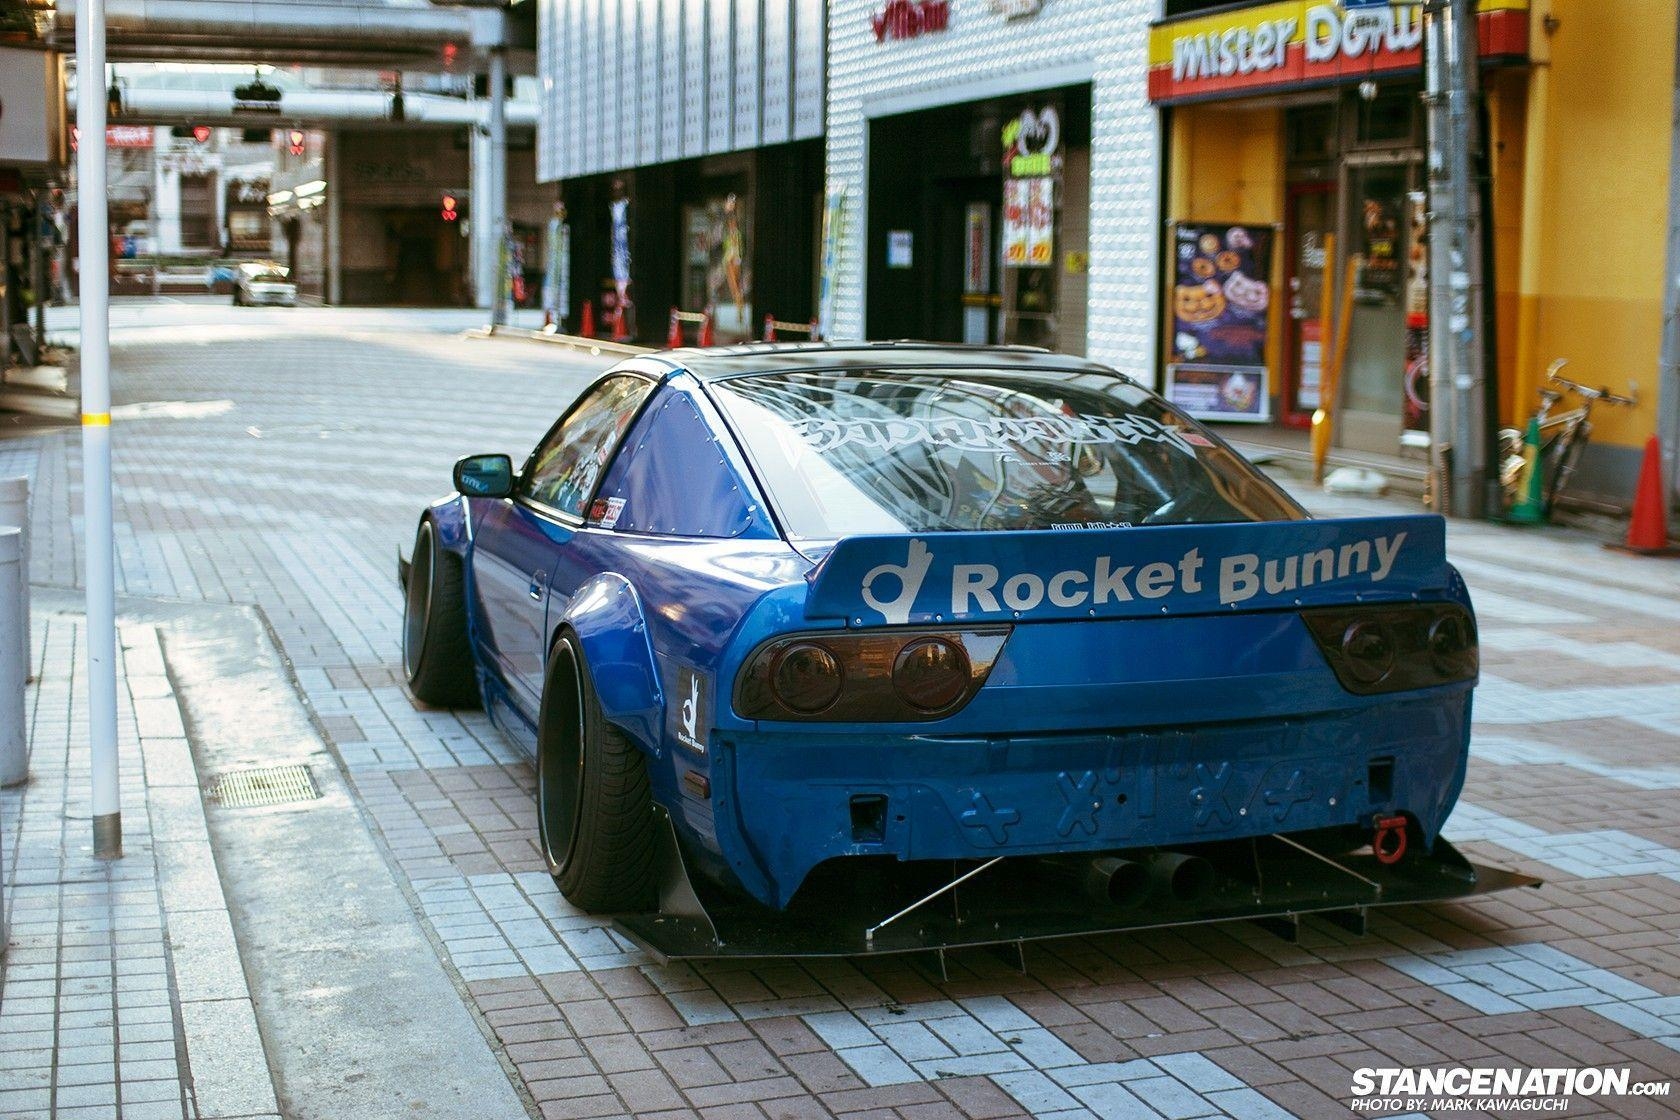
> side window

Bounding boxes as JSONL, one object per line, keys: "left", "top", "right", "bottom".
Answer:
{"left": 592, "top": 389, "right": 762, "bottom": 538}
{"left": 522, "top": 375, "right": 655, "bottom": 517}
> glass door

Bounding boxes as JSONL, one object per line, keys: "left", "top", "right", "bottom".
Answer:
{"left": 1336, "top": 160, "right": 1416, "bottom": 452}
{"left": 1282, "top": 181, "right": 1336, "bottom": 427}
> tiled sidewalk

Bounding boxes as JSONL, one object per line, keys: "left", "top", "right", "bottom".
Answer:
{"left": 0, "top": 612, "right": 278, "bottom": 1120}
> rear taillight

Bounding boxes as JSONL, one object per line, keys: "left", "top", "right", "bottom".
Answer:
{"left": 736, "top": 629, "right": 1009, "bottom": 722}
{"left": 1303, "top": 604, "right": 1477, "bottom": 695}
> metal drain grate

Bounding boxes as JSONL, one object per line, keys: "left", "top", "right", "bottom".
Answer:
{"left": 206, "top": 763, "right": 322, "bottom": 808}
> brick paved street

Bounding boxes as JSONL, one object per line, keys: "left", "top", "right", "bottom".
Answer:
{"left": 5, "top": 300, "right": 1680, "bottom": 1119}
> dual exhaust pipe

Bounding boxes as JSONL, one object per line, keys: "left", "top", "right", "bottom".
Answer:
{"left": 1043, "top": 851, "right": 1217, "bottom": 910}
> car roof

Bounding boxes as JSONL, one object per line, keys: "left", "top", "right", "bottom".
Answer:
{"left": 637, "top": 341, "right": 1131, "bottom": 384}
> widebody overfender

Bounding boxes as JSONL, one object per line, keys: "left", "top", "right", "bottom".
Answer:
{"left": 423, "top": 494, "right": 472, "bottom": 555}
{"left": 556, "top": 573, "right": 664, "bottom": 755}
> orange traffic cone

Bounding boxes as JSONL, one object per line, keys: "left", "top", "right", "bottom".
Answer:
{"left": 579, "top": 299, "right": 595, "bottom": 339}
{"left": 1614, "top": 436, "right": 1677, "bottom": 555}
{"left": 699, "top": 313, "right": 715, "bottom": 348}
{"left": 763, "top": 314, "right": 776, "bottom": 342}
{"left": 666, "top": 308, "right": 682, "bottom": 348}
{"left": 611, "top": 303, "right": 629, "bottom": 342}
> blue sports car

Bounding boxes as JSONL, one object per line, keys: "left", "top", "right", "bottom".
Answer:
{"left": 401, "top": 343, "right": 1529, "bottom": 957}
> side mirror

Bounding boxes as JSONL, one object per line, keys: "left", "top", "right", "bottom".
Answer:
{"left": 453, "top": 453, "right": 513, "bottom": 499}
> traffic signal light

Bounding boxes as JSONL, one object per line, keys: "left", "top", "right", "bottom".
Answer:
{"left": 287, "top": 129, "right": 306, "bottom": 156}
{"left": 171, "top": 125, "right": 212, "bottom": 144}
{"left": 441, "top": 195, "right": 459, "bottom": 222}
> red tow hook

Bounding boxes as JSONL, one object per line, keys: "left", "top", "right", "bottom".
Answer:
{"left": 1373, "top": 815, "right": 1409, "bottom": 865}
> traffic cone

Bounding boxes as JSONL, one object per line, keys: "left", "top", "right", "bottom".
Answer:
{"left": 1505, "top": 417, "right": 1546, "bottom": 524}
{"left": 763, "top": 314, "right": 776, "bottom": 342}
{"left": 611, "top": 304, "right": 629, "bottom": 342}
{"left": 699, "top": 313, "right": 715, "bottom": 348}
{"left": 579, "top": 299, "right": 596, "bottom": 339}
{"left": 666, "top": 308, "right": 682, "bottom": 348}
{"left": 1616, "top": 436, "right": 1676, "bottom": 555}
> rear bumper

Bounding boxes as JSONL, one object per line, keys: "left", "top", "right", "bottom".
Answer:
{"left": 712, "top": 690, "right": 1470, "bottom": 908}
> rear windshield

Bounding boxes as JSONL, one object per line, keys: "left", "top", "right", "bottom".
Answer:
{"left": 708, "top": 367, "right": 1302, "bottom": 541}
{"left": 248, "top": 271, "right": 290, "bottom": 284}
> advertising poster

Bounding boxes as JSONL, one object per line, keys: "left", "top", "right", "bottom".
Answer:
{"left": 1025, "top": 178, "right": 1054, "bottom": 267}
{"left": 1403, "top": 192, "right": 1430, "bottom": 436}
{"left": 1002, "top": 179, "right": 1028, "bottom": 267}
{"left": 1166, "top": 365, "right": 1268, "bottom": 419}
{"left": 1169, "top": 223, "right": 1273, "bottom": 422}
{"left": 1357, "top": 195, "right": 1401, "bottom": 303}
{"left": 1170, "top": 223, "right": 1273, "bottom": 366}
{"left": 816, "top": 186, "right": 845, "bottom": 342}
{"left": 541, "top": 208, "right": 569, "bottom": 326}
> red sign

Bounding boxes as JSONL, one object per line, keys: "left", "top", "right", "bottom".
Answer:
{"left": 107, "top": 126, "right": 154, "bottom": 148}
{"left": 1146, "top": 0, "right": 1528, "bottom": 105}
{"left": 871, "top": 0, "right": 949, "bottom": 42}
{"left": 73, "top": 125, "right": 154, "bottom": 151}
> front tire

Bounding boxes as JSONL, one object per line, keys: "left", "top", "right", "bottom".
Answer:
{"left": 537, "top": 635, "right": 655, "bottom": 912}
{"left": 402, "top": 519, "right": 479, "bottom": 707}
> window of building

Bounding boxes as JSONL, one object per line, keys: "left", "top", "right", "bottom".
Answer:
{"left": 178, "top": 174, "right": 214, "bottom": 249}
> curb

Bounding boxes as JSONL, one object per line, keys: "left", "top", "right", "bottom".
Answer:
{"left": 461, "top": 324, "right": 652, "bottom": 359}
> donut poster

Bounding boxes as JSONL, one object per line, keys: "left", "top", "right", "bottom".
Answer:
{"left": 1167, "top": 222, "right": 1274, "bottom": 422}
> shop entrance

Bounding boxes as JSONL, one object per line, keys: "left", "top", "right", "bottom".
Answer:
{"left": 1338, "top": 158, "right": 1419, "bottom": 452}
{"left": 937, "top": 177, "right": 1001, "bottom": 344}
{"left": 867, "top": 84, "right": 1090, "bottom": 353}
{"left": 1282, "top": 181, "right": 1336, "bottom": 426}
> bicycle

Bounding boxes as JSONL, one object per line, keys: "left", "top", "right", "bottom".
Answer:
{"left": 1498, "top": 359, "right": 1637, "bottom": 515}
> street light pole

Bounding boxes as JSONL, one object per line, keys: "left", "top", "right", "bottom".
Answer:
{"left": 75, "top": 0, "right": 122, "bottom": 859}
{"left": 1423, "top": 0, "right": 1490, "bottom": 517}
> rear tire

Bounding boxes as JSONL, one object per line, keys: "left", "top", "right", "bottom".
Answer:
{"left": 537, "top": 635, "right": 656, "bottom": 912}
{"left": 402, "top": 519, "right": 479, "bottom": 707}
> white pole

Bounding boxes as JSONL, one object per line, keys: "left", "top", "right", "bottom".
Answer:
{"left": 76, "top": 0, "right": 122, "bottom": 859}
{"left": 0, "top": 528, "right": 27, "bottom": 790}
{"left": 0, "top": 476, "right": 31, "bottom": 690}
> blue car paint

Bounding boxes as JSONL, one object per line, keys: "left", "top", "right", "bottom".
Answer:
{"left": 418, "top": 353, "right": 1481, "bottom": 912}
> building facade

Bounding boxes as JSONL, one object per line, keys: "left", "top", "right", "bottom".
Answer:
{"left": 824, "top": 0, "right": 1160, "bottom": 371}
{"left": 1150, "top": 0, "right": 1672, "bottom": 505}
{"left": 536, "top": 0, "right": 827, "bottom": 342}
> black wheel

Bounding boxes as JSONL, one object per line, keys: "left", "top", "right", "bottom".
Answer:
{"left": 233, "top": 289, "right": 243, "bottom": 306}
{"left": 402, "top": 519, "right": 479, "bottom": 707}
{"left": 537, "top": 635, "right": 655, "bottom": 912}
{"left": 1542, "top": 426, "right": 1587, "bottom": 516}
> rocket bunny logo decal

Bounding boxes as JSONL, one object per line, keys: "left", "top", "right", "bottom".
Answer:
{"left": 860, "top": 539, "right": 933, "bottom": 625}
{"left": 674, "top": 667, "right": 707, "bottom": 754}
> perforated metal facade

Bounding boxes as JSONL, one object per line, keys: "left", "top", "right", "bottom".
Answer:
{"left": 536, "top": 0, "right": 826, "bottom": 183}
{"left": 824, "top": 0, "right": 1161, "bottom": 380}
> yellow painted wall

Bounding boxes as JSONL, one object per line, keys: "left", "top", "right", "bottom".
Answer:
{"left": 1486, "top": 69, "right": 1528, "bottom": 429}
{"left": 1166, "top": 104, "right": 1287, "bottom": 406}
{"left": 1517, "top": 0, "right": 1672, "bottom": 450}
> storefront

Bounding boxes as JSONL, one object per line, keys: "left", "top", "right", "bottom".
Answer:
{"left": 536, "top": 0, "right": 826, "bottom": 343}
{"left": 824, "top": 0, "right": 1158, "bottom": 371}
{"left": 865, "top": 88, "right": 1091, "bottom": 352}
{"left": 557, "top": 140, "right": 823, "bottom": 343}
{"left": 1150, "top": 1, "right": 1530, "bottom": 453}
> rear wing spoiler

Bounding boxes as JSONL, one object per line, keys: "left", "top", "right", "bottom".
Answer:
{"left": 803, "top": 515, "right": 1449, "bottom": 625}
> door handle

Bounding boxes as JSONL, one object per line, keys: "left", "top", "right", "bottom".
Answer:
{"left": 528, "top": 570, "right": 547, "bottom": 601}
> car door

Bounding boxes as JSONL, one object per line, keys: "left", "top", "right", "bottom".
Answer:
{"left": 472, "top": 373, "right": 657, "bottom": 719}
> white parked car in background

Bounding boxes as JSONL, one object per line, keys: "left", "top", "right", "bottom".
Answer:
{"left": 233, "top": 262, "right": 297, "bottom": 307}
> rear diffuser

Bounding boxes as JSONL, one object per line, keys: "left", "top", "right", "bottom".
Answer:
{"left": 614, "top": 816, "right": 1539, "bottom": 961}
